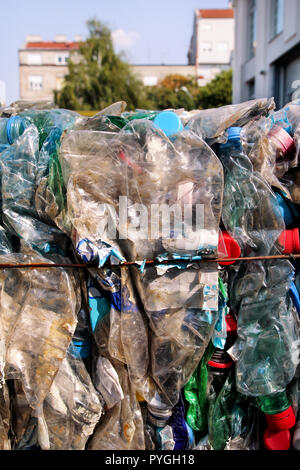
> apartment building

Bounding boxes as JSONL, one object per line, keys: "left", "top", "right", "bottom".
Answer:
{"left": 233, "top": 0, "right": 300, "bottom": 107}
{"left": 19, "top": 35, "right": 81, "bottom": 101}
{"left": 188, "top": 8, "right": 235, "bottom": 86}
{"left": 19, "top": 36, "right": 195, "bottom": 101}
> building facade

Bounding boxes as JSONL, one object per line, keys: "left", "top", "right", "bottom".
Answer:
{"left": 233, "top": 0, "right": 300, "bottom": 107}
{"left": 131, "top": 65, "right": 195, "bottom": 87}
{"left": 188, "top": 8, "right": 235, "bottom": 86}
{"left": 19, "top": 35, "right": 81, "bottom": 101}
{"left": 19, "top": 37, "right": 195, "bottom": 102}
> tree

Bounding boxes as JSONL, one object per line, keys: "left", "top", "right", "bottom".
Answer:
{"left": 145, "top": 74, "right": 198, "bottom": 111}
{"left": 195, "top": 69, "right": 232, "bottom": 109}
{"left": 54, "top": 19, "right": 146, "bottom": 111}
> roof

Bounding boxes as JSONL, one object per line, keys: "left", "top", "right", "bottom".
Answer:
{"left": 25, "top": 42, "right": 80, "bottom": 50}
{"left": 197, "top": 9, "right": 234, "bottom": 18}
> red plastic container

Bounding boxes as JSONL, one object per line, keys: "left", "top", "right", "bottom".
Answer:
{"left": 218, "top": 232, "right": 241, "bottom": 266}
{"left": 278, "top": 229, "right": 300, "bottom": 254}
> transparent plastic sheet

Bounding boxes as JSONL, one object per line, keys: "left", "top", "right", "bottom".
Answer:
{"left": 59, "top": 121, "right": 223, "bottom": 263}
{"left": 186, "top": 98, "right": 275, "bottom": 143}
{"left": 228, "top": 259, "right": 300, "bottom": 396}
{"left": 132, "top": 263, "right": 218, "bottom": 407}
{"left": 87, "top": 363, "right": 145, "bottom": 450}
{"left": 42, "top": 345, "right": 103, "bottom": 450}
{"left": 0, "top": 252, "right": 79, "bottom": 410}
{"left": 0, "top": 382, "right": 11, "bottom": 450}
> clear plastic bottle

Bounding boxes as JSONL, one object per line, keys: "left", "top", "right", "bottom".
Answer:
{"left": 217, "top": 127, "right": 299, "bottom": 398}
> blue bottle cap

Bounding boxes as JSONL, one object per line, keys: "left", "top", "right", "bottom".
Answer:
{"left": 154, "top": 111, "right": 183, "bottom": 137}
{"left": 226, "top": 127, "right": 242, "bottom": 141}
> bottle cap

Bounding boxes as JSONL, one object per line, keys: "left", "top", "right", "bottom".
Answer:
{"left": 264, "top": 428, "right": 291, "bottom": 450}
{"left": 154, "top": 111, "right": 183, "bottom": 137}
{"left": 278, "top": 229, "right": 300, "bottom": 254}
{"left": 219, "top": 231, "right": 241, "bottom": 266}
{"left": 226, "top": 127, "right": 242, "bottom": 141}
{"left": 265, "top": 406, "right": 296, "bottom": 431}
{"left": 269, "top": 126, "right": 295, "bottom": 157}
{"left": 208, "top": 349, "right": 234, "bottom": 369}
{"left": 225, "top": 313, "right": 237, "bottom": 334}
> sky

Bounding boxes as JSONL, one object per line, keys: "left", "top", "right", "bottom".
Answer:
{"left": 0, "top": 0, "right": 229, "bottom": 104}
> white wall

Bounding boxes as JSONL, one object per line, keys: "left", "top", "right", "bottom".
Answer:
{"left": 233, "top": 0, "right": 300, "bottom": 104}
{"left": 197, "top": 17, "right": 234, "bottom": 65}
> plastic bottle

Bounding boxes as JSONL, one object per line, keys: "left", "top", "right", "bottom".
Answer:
{"left": 268, "top": 125, "right": 295, "bottom": 177}
{"left": 259, "top": 391, "right": 295, "bottom": 450}
{"left": 0, "top": 116, "right": 29, "bottom": 145}
{"left": 274, "top": 189, "right": 300, "bottom": 228}
{"left": 218, "top": 126, "right": 285, "bottom": 256}
{"left": 208, "top": 313, "right": 237, "bottom": 396}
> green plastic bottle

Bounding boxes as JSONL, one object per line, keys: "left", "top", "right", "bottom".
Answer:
{"left": 258, "top": 391, "right": 290, "bottom": 415}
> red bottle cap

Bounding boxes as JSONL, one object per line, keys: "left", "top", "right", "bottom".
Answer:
{"left": 264, "top": 429, "right": 291, "bottom": 451}
{"left": 269, "top": 126, "right": 295, "bottom": 157}
{"left": 219, "top": 232, "right": 241, "bottom": 266}
{"left": 225, "top": 313, "right": 237, "bottom": 333}
{"left": 278, "top": 229, "right": 300, "bottom": 254}
{"left": 265, "top": 406, "right": 296, "bottom": 431}
{"left": 207, "top": 359, "right": 233, "bottom": 369}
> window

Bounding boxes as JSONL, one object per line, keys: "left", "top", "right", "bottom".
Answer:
{"left": 248, "top": 0, "right": 257, "bottom": 59}
{"left": 28, "top": 75, "right": 43, "bottom": 90}
{"left": 247, "top": 78, "right": 255, "bottom": 99}
{"left": 143, "top": 76, "right": 158, "bottom": 86}
{"left": 28, "top": 54, "right": 42, "bottom": 65}
{"left": 271, "top": 0, "right": 284, "bottom": 38}
{"left": 200, "top": 42, "right": 212, "bottom": 53}
{"left": 217, "top": 42, "right": 228, "bottom": 52}
{"left": 55, "top": 54, "right": 69, "bottom": 65}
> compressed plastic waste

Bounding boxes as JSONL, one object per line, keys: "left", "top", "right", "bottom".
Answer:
{"left": 0, "top": 96, "right": 299, "bottom": 451}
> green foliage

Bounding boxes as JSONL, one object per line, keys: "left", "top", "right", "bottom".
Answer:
{"left": 144, "top": 71, "right": 232, "bottom": 111}
{"left": 55, "top": 18, "right": 146, "bottom": 111}
{"left": 196, "top": 69, "right": 233, "bottom": 109}
{"left": 55, "top": 18, "right": 233, "bottom": 113}
{"left": 144, "top": 74, "right": 199, "bottom": 111}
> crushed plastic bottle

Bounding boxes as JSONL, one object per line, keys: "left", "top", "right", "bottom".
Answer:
{"left": 0, "top": 97, "right": 300, "bottom": 451}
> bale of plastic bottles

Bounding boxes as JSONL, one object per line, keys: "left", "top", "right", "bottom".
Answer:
{"left": 0, "top": 96, "right": 300, "bottom": 450}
